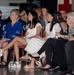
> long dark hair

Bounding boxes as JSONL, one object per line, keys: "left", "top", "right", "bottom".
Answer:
{"left": 28, "top": 10, "right": 39, "bottom": 28}
{"left": 50, "top": 12, "right": 59, "bottom": 32}
{"left": 50, "top": 11, "right": 69, "bottom": 34}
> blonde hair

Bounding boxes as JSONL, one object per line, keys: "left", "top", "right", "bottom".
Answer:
{"left": 67, "top": 11, "right": 74, "bottom": 19}
{"left": 10, "top": 9, "right": 20, "bottom": 17}
{"left": 20, "top": 10, "right": 27, "bottom": 21}
{"left": 20, "top": 10, "right": 27, "bottom": 16}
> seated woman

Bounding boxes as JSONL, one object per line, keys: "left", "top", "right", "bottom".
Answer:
{"left": 23, "top": 11, "right": 63, "bottom": 68}
{"left": 50, "top": 11, "right": 68, "bottom": 71}
{"left": 0, "top": 9, "right": 23, "bottom": 66}
{"left": 0, "top": 10, "right": 42, "bottom": 66}
{"left": 30, "top": 12, "right": 74, "bottom": 70}
{"left": 65, "top": 12, "right": 74, "bottom": 74}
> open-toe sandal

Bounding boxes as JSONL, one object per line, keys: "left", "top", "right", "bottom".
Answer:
{"left": 0, "top": 61, "right": 7, "bottom": 67}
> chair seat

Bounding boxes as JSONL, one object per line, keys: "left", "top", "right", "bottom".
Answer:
{"left": 18, "top": 45, "right": 26, "bottom": 48}
{"left": 11, "top": 45, "right": 26, "bottom": 49}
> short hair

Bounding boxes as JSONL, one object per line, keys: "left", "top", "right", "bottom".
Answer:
{"left": 10, "top": 9, "right": 20, "bottom": 17}
{"left": 42, "top": 7, "right": 48, "bottom": 13}
{"left": 20, "top": 10, "right": 27, "bottom": 17}
{"left": 67, "top": 11, "right": 74, "bottom": 19}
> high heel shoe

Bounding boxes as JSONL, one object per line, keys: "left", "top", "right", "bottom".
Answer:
{"left": 28, "top": 54, "right": 39, "bottom": 59}
{"left": 40, "top": 57, "right": 46, "bottom": 66}
{"left": 40, "top": 65, "right": 51, "bottom": 70}
{"left": 35, "top": 60, "right": 42, "bottom": 68}
{"left": 40, "top": 66, "right": 51, "bottom": 70}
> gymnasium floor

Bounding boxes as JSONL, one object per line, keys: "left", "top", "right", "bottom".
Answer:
{"left": 0, "top": 61, "right": 64, "bottom": 75}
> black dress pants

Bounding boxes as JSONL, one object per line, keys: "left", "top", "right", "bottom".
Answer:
{"left": 65, "top": 41, "right": 74, "bottom": 70}
{"left": 53, "top": 39, "right": 68, "bottom": 69}
{"left": 37, "top": 38, "right": 57, "bottom": 65}
{"left": 37, "top": 38, "right": 67, "bottom": 68}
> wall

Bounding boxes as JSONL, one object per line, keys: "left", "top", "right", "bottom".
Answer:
{"left": 0, "top": 0, "right": 27, "bottom": 6}
{"left": 0, "top": 6, "right": 19, "bottom": 19}
{"left": 0, "top": 0, "right": 26, "bottom": 19}
{"left": 58, "top": 0, "right": 72, "bottom": 12}
{"left": 72, "top": 0, "right": 74, "bottom": 10}
{"left": 0, "top": 0, "right": 73, "bottom": 19}
{"left": 40, "top": 0, "right": 57, "bottom": 13}
{"left": 0, "top": 0, "right": 9, "bottom": 6}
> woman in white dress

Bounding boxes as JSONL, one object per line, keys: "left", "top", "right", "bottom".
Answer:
{"left": 23, "top": 12, "right": 61, "bottom": 68}
{"left": 0, "top": 10, "right": 42, "bottom": 65}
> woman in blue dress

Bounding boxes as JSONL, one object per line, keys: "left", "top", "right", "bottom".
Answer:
{"left": 0, "top": 9, "right": 23, "bottom": 66}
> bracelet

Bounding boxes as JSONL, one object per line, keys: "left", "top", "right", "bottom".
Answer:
{"left": 64, "top": 35, "right": 67, "bottom": 39}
